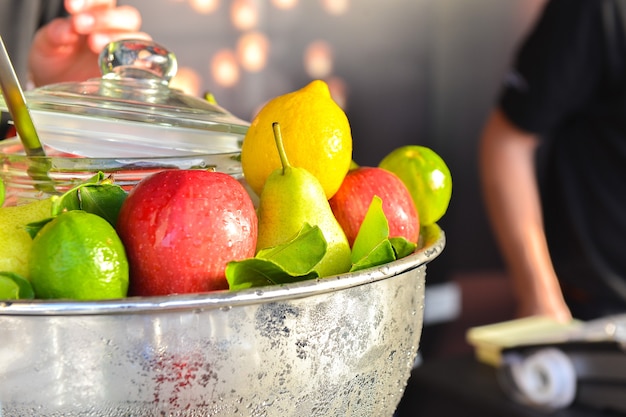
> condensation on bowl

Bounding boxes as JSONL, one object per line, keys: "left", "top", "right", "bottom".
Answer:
{"left": 0, "top": 229, "right": 445, "bottom": 417}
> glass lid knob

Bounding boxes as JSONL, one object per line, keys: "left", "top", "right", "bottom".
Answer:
{"left": 98, "top": 39, "right": 178, "bottom": 84}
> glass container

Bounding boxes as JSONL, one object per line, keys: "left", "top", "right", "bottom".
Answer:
{"left": 0, "top": 39, "right": 248, "bottom": 206}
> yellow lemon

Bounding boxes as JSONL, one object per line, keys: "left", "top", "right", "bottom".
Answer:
{"left": 241, "top": 80, "right": 352, "bottom": 199}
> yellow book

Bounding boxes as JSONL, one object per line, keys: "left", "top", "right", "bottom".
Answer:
{"left": 466, "top": 315, "right": 582, "bottom": 367}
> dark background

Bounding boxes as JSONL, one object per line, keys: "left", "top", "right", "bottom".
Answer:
{"left": 125, "top": 0, "right": 547, "bottom": 354}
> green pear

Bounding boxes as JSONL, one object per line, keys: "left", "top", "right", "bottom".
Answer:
{"left": 255, "top": 122, "right": 352, "bottom": 277}
{"left": 0, "top": 198, "right": 52, "bottom": 278}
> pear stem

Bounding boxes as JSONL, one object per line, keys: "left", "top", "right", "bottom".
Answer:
{"left": 272, "top": 122, "right": 291, "bottom": 175}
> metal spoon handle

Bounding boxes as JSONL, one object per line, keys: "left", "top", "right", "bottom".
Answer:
{"left": 0, "top": 35, "right": 45, "bottom": 156}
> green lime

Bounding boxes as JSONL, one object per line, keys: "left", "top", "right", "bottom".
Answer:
{"left": 29, "top": 210, "right": 129, "bottom": 300}
{"left": 379, "top": 145, "right": 452, "bottom": 226}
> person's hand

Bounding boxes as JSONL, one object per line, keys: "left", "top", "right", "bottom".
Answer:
{"left": 516, "top": 279, "right": 573, "bottom": 323}
{"left": 28, "top": 0, "right": 151, "bottom": 87}
{"left": 479, "top": 109, "right": 574, "bottom": 324}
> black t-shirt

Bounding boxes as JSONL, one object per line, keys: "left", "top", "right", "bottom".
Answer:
{"left": 499, "top": 0, "right": 626, "bottom": 319}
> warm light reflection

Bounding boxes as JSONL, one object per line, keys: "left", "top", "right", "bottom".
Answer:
{"left": 231, "top": 0, "right": 259, "bottom": 31}
{"left": 430, "top": 169, "right": 447, "bottom": 190}
{"left": 179, "top": 0, "right": 352, "bottom": 94}
{"left": 326, "top": 76, "right": 348, "bottom": 110}
{"left": 211, "top": 49, "right": 240, "bottom": 87}
{"left": 271, "top": 0, "right": 298, "bottom": 10}
{"left": 237, "top": 31, "right": 269, "bottom": 72}
{"left": 304, "top": 40, "right": 333, "bottom": 79}
{"left": 321, "top": 0, "right": 350, "bottom": 15}
{"left": 170, "top": 66, "right": 202, "bottom": 97}
{"left": 189, "top": 0, "right": 220, "bottom": 14}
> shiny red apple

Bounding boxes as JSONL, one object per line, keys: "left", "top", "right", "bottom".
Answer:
{"left": 329, "top": 166, "right": 420, "bottom": 246}
{"left": 116, "top": 170, "right": 258, "bottom": 296}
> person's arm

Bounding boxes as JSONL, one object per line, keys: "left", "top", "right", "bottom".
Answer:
{"left": 28, "top": 0, "right": 151, "bottom": 87}
{"left": 479, "top": 108, "right": 572, "bottom": 323}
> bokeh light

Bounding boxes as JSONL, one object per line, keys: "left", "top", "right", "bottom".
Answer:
{"left": 211, "top": 49, "right": 240, "bottom": 87}
{"left": 326, "top": 76, "right": 349, "bottom": 110}
{"left": 181, "top": 0, "right": 352, "bottom": 94}
{"left": 170, "top": 66, "right": 203, "bottom": 97}
{"left": 271, "top": 0, "right": 298, "bottom": 10}
{"left": 189, "top": 0, "right": 220, "bottom": 14}
{"left": 231, "top": 0, "right": 259, "bottom": 31}
{"left": 304, "top": 40, "right": 333, "bottom": 79}
{"left": 237, "top": 31, "right": 269, "bottom": 72}
{"left": 321, "top": 0, "right": 350, "bottom": 16}
{"left": 188, "top": 0, "right": 220, "bottom": 14}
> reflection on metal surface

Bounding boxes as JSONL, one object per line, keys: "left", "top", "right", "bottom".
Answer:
{"left": 0, "top": 232, "right": 445, "bottom": 416}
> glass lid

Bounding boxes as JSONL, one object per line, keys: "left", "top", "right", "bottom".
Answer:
{"left": 0, "top": 39, "right": 249, "bottom": 158}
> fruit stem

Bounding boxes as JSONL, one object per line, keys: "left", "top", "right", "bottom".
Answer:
{"left": 272, "top": 122, "right": 291, "bottom": 175}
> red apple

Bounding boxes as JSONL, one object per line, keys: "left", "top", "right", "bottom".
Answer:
{"left": 116, "top": 170, "right": 258, "bottom": 296}
{"left": 329, "top": 166, "right": 420, "bottom": 246}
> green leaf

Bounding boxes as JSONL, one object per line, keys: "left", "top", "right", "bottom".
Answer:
{"left": 390, "top": 237, "right": 417, "bottom": 259}
{"left": 349, "top": 196, "right": 417, "bottom": 272}
{"left": 25, "top": 172, "right": 126, "bottom": 239}
{"left": 0, "top": 276, "right": 19, "bottom": 300}
{"left": 256, "top": 224, "right": 326, "bottom": 275}
{"left": 350, "top": 239, "right": 395, "bottom": 272}
{"left": 78, "top": 184, "right": 128, "bottom": 226}
{"left": 25, "top": 217, "right": 54, "bottom": 239}
{"left": 50, "top": 172, "right": 105, "bottom": 216}
{"left": 225, "top": 260, "right": 280, "bottom": 290}
{"left": 350, "top": 196, "right": 393, "bottom": 264}
{"left": 226, "top": 223, "right": 326, "bottom": 290}
{"left": 0, "top": 272, "right": 34, "bottom": 299}
{"left": 226, "top": 259, "right": 319, "bottom": 290}
{"left": 50, "top": 172, "right": 127, "bottom": 225}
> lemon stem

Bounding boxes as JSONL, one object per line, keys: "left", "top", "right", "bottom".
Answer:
{"left": 272, "top": 122, "right": 291, "bottom": 175}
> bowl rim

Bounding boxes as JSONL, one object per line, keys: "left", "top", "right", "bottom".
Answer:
{"left": 0, "top": 227, "right": 445, "bottom": 317}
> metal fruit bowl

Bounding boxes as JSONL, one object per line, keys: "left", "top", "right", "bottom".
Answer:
{"left": 0, "top": 226, "right": 444, "bottom": 417}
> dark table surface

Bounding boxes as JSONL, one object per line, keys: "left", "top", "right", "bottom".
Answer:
{"left": 394, "top": 355, "right": 623, "bottom": 417}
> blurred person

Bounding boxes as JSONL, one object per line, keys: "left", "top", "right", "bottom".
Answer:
{"left": 0, "top": 0, "right": 150, "bottom": 138}
{"left": 1, "top": 0, "right": 150, "bottom": 88}
{"left": 479, "top": 0, "right": 626, "bottom": 322}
